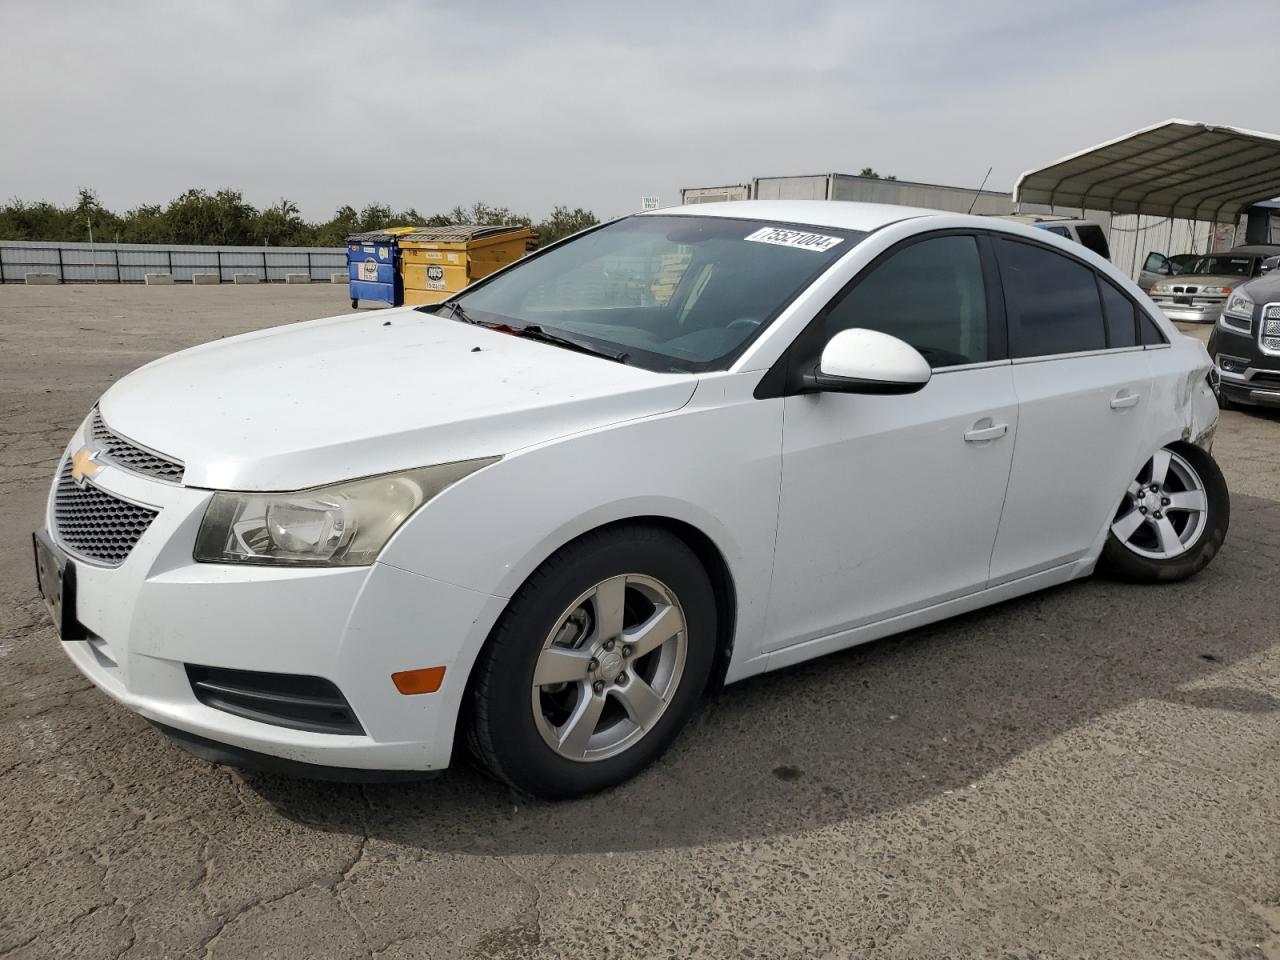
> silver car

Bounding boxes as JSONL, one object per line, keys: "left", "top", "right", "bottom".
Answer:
{"left": 1149, "top": 253, "right": 1266, "bottom": 324}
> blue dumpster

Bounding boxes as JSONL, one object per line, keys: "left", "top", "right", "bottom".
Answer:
{"left": 346, "top": 228, "right": 415, "bottom": 308}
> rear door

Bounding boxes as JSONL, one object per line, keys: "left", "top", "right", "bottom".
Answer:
{"left": 987, "top": 237, "right": 1152, "bottom": 583}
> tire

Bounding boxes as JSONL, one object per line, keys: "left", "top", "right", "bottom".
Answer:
{"left": 350, "top": 298, "right": 359, "bottom": 309}
{"left": 1098, "top": 443, "right": 1229, "bottom": 583}
{"left": 466, "top": 524, "right": 717, "bottom": 799}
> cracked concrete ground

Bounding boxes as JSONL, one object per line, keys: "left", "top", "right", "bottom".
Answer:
{"left": 1, "top": 284, "right": 1279, "bottom": 959}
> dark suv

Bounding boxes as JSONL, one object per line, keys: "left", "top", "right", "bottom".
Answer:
{"left": 1208, "top": 270, "right": 1280, "bottom": 409}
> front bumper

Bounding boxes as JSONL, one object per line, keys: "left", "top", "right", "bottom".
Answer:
{"left": 1208, "top": 323, "right": 1280, "bottom": 408}
{"left": 40, "top": 427, "right": 506, "bottom": 774}
{"left": 1153, "top": 298, "right": 1225, "bottom": 324}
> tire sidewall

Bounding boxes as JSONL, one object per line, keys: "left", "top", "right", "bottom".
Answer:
{"left": 1100, "top": 443, "right": 1230, "bottom": 582}
{"left": 473, "top": 529, "right": 717, "bottom": 798}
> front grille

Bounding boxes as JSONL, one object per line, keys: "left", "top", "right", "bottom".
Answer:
{"left": 1263, "top": 306, "right": 1280, "bottom": 355}
{"left": 1221, "top": 312, "right": 1252, "bottom": 334}
{"left": 88, "top": 409, "right": 185, "bottom": 483}
{"left": 1172, "top": 285, "right": 1199, "bottom": 294}
{"left": 53, "top": 459, "right": 159, "bottom": 566}
{"left": 186, "top": 665, "right": 365, "bottom": 735}
{"left": 1253, "top": 370, "right": 1280, "bottom": 388}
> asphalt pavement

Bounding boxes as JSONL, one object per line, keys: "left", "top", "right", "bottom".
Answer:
{"left": 1, "top": 285, "right": 1278, "bottom": 959}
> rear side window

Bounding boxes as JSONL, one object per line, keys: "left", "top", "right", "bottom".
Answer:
{"left": 994, "top": 238, "right": 1107, "bottom": 358}
{"left": 1075, "top": 224, "right": 1110, "bottom": 260}
{"left": 1098, "top": 278, "right": 1138, "bottom": 348}
{"left": 1139, "top": 310, "right": 1168, "bottom": 346}
{"left": 1042, "top": 226, "right": 1071, "bottom": 238}
{"left": 823, "top": 235, "right": 988, "bottom": 368}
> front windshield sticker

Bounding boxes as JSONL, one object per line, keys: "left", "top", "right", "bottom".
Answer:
{"left": 744, "top": 226, "right": 844, "bottom": 253}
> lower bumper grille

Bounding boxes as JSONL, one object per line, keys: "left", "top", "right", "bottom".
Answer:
{"left": 186, "top": 665, "right": 365, "bottom": 735}
{"left": 53, "top": 459, "right": 159, "bottom": 565}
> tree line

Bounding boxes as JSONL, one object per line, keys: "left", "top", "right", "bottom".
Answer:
{"left": 0, "top": 189, "right": 600, "bottom": 248}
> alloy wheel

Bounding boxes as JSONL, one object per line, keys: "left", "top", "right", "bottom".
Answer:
{"left": 531, "top": 574, "right": 687, "bottom": 762}
{"left": 1110, "top": 448, "right": 1209, "bottom": 560}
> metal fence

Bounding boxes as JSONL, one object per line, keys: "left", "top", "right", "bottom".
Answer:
{"left": 0, "top": 240, "right": 346, "bottom": 283}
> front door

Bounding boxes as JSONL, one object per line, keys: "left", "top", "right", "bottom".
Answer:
{"left": 766, "top": 234, "right": 1017, "bottom": 652}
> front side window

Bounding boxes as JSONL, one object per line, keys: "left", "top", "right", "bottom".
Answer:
{"left": 822, "top": 235, "right": 989, "bottom": 368}
{"left": 994, "top": 238, "right": 1106, "bottom": 358}
{"left": 449, "top": 215, "right": 863, "bottom": 372}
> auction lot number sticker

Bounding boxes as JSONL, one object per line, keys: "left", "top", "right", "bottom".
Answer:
{"left": 744, "top": 226, "right": 844, "bottom": 252}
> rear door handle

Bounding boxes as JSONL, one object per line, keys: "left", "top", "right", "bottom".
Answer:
{"left": 1110, "top": 391, "right": 1142, "bottom": 410}
{"left": 964, "top": 419, "right": 1008, "bottom": 443}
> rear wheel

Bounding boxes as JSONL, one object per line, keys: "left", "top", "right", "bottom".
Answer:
{"left": 1098, "top": 444, "right": 1229, "bottom": 582}
{"left": 350, "top": 298, "right": 359, "bottom": 309}
{"left": 466, "top": 525, "right": 716, "bottom": 799}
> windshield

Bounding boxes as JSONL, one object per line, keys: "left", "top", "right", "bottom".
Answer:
{"left": 442, "top": 215, "right": 864, "bottom": 372}
{"left": 1189, "top": 255, "right": 1257, "bottom": 277}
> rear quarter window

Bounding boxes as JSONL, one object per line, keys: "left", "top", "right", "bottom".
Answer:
{"left": 1098, "top": 277, "right": 1138, "bottom": 348}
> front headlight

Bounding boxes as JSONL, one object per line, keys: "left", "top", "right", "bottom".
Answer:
{"left": 1221, "top": 290, "right": 1255, "bottom": 329}
{"left": 194, "top": 458, "right": 498, "bottom": 566}
{"left": 1199, "top": 285, "right": 1232, "bottom": 296}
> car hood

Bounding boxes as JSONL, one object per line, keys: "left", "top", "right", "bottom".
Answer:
{"left": 98, "top": 308, "right": 697, "bottom": 490}
{"left": 1163, "top": 274, "right": 1241, "bottom": 290}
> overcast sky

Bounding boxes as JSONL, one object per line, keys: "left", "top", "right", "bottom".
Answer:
{"left": 4, "top": 0, "right": 1279, "bottom": 221}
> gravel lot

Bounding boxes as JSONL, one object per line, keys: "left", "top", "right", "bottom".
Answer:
{"left": 2, "top": 284, "right": 1279, "bottom": 960}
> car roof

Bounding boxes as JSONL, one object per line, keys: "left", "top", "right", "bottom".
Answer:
{"left": 650, "top": 199, "right": 949, "bottom": 232}
{"left": 1229, "top": 244, "right": 1280, "bottom": 255}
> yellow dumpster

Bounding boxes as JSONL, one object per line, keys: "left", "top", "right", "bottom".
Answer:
{"left": 398, "top": 225, "right": 536, "bottom": 306}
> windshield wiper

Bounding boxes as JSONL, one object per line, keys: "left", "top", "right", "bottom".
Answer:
{"left": 516, "top": 325, "right": 631, "bottom": 364}
{"left": 444, "top": 300, "right": 488, "bottom": 326}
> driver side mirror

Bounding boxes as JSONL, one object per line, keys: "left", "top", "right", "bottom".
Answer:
{"left": 802, "top": 328, "right": 932, "bottom": 395}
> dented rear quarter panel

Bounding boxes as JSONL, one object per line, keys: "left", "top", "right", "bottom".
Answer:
{"left": 1145, "top": 335, "right": 1219, "bottom": 452}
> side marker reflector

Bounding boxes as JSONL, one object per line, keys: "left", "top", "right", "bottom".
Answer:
{"left": 392, "top": 666, "right": 446, "bottom": 695}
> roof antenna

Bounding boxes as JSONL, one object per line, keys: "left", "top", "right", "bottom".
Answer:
{"left": 967, "top": 166, "right": 994, "bottom": 215}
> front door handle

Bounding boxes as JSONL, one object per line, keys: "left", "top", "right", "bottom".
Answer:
{"left": 963, "top": 419, "right": 1008, "bottom": 443}
{"left": 1110, "top": 391, "right": 1142, "bottom": 410}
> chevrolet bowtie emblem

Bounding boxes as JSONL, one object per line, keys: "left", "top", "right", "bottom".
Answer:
{"left": 70, "top": 446, "right": 103, "bottom": 486}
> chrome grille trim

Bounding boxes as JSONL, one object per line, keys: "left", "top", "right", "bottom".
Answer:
{"left": 88, "top": 408, "right": 185, "bottom": 484}
{"left": 52, "top": 458, "right": 159, "bottom": 566}
{"left": 1262, "top": 303, "right": 1280, "bottom": 357}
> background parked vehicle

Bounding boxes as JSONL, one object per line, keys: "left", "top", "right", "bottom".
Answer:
{"left": 1148, "top": 251, "right": 1270, "bottom": 323}
{"left": 999, "top": 215, "right": 1111, "bottom": 260}
{"left": 1208, "top": 269, "right": 1280, "bottom": 409}
{"left": 1139, "top": 252, "right": 1200, "bottom": 291}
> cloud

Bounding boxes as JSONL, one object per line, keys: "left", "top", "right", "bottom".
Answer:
{"left": 3, "top": 0, "right": 1277, "bottom": 221}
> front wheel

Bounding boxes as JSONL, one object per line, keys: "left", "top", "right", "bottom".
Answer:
{"left": 466, "top": 525, "right": 717, "bottom": 799}
{"left": 1098, "top": 443, "right": 1229, "bottom": 582}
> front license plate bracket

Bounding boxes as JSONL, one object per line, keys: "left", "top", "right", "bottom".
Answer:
{"left": 32, "top": 531, "right": 85, "bottom": 642}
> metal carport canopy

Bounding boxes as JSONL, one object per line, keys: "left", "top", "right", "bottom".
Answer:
{"left": 1014, "top": 119, "right": 1280, "bottom": 222}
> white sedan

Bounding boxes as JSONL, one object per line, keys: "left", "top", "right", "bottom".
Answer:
{"left": 34, "top": 201, "right": 1228, "bottom": 798}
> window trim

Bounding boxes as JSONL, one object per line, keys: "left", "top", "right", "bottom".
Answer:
{"left": 756, "top": 229, "right": 1006, "bottom": 398}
